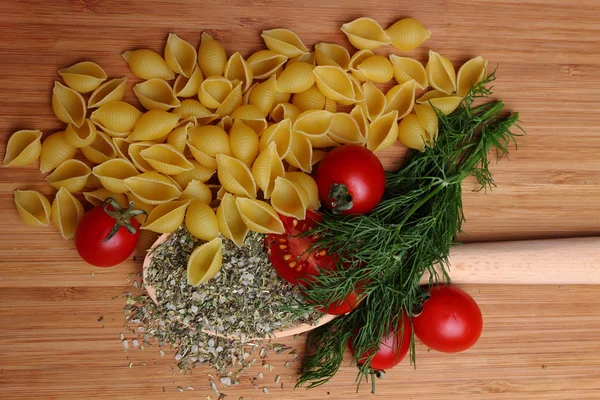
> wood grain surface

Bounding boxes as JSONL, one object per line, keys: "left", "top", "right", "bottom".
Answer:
{"left": 1, "top": 0, "right": 599, "bottom": 399}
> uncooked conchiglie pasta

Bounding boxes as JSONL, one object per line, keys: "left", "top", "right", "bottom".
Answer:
{"left": 362, "top": 81, "right": 387, "bottom": 121}
{"left": 247, "top": 50, "right": 288, "bottom": 80}
{"left": 398, "top": 113, "right": 428, "bottom": 151}
{"left": 122, "top": 49, "right": 175, "bottom": 80}
{"left": 88, "top": 77, "right": 127, "bottom": 109}
{"left": 426, "top": 50, "right": 457, "bottom": 95}
{"left": 328, "top": 112, "right": 364, "bottom": 144}
{"left": 288, "top": 51, "right": 315, "bottom": 66}
{"left": 112, "top": 137, "right": 131, "bottom": 161}
{"left": 261, "top": 28, "right": 309, "bottom": 58}
{"left": 58, "top": 61, "right": 107, "bottom": 94}
{"left": 198, "top": 32, "right": 227, "bottom": 78}
{"left": 350, "top": 104, "right": 370, "bottom": 140}
{"left": 185, "top": 200, "right": 219, "bottom": 241}
{"left": 140, "top": 143, "right": 194, "bottom": 175}
{"left": 175, "top": 99, "right": 218, "bottom": 124}
{"left": 171, "top": 160, "right": 215, "bottom": 189}
{"left": 85, "top": 174, "right": 103, "bottom": 189}
{"left": 128, "top": 141, "right": 155, "bottom": 172}
{"left": 313, "top": 66, "right": 356, "bottom": 105}
{"left": 293, "top": 110, "right": 334, "bottom": 138}
{"left": 341, "top": 17, "right": 391, "bottom": 50}
{"left": 224, "top": 52, "right": 253, "bottom": 92}
{"left": 357, "top": 55, "right": 394, "bottom": 83}
{"left": 229, "top": 119, "right": 259, "bottom": 167}
{"left": 308, "top": 132, "right": 339, "bottom": 148}
{"left": 83, "top": 188, "right": 128, "bottom": 208}
{"left": 173, "top": 67, "right": 204, "bottom": 98}
{"left": 417, "top": 90, "right": 463, "bottom": 115}
{"left": 252, "top": 142, "right": 285, "bottom": 198}
{"left": 236, "top": 197, "right": 284, "bottom": 234}
{"left": 270, "top": 102, "right": 301, "bottom": 123}
{"left": 385, "top": 80, "right": 417, "bottom": 119}
{"left": 65, "top": 119, "right": 96, "bottom": 148}
{"left": 51, "top": 187, "right": 84, "bottom": 240}
{"left": 270, "top": 176, "right": 309, "bottom": 219}
{"left": 216, "top": 153, "right": 257, "bottom": 198}
{"left": 164, "top": 33, "right": 197, "bottom": 78}
{"left": 215, "top": 193, "right": 247, "bottom": 247}
{"left": 128, "top": 110, "right": 180, "bottom": 142}
{"left": 164, "top": 122, "right": 191, "bottom": 154}
{"left": 285, "top": 131, "right": 313, "bottom": 172}
{"left": 456, "top": 56, "right": 488, "bottom": 97}
{"left": 390, "top": 55, "right": 428, "bottom": 89}
{"left": 348, "top": 49, "right": 374, "bottom": 81}
{"left": 348, "top": 74, "right": 365, "bottom": 104}
{"left": 275, "top": 62, "right": 315, "bottom": 94}
{"left": 315, "top": 43, "right": 351, "bottom": 70}
{"left": 3, "top": 129, "right": 42, "bottom": 167}
{"left": 90, "top": 100, "right": 143, "bottom": 138}
{"left": 187, "top": 237, "right": 223, "bottom": 286}
{"left": 259, "top": 118, "right": 292, "bottom": 158}
{"left": 92, "top": 158, "right": 139, "bottom": 193}
{"left": 285, "top": 172, "right": 320, "bottom": 210}
{"left": 39, "top": 131, "right": 76, "bottom": 174}
{"left": 142, "top": 199, "right": 190, "bottom": 233}
{"left": 367, "top": 110, "right": 399, "bottom": 153}
{"left": 46, "top": 159, "right": 91, "bottom": 193}
{"left": 133, "top": 79, "right": 180, "bottom": 111}
{"left": 198, "top": 76, "right": 233, "bottom": 109}
{"left": 216, "top": 82, "right": 243, "bottom": 117}
{"left": 52, "top": 81, "right": 86, "bottom": 127}
{"left": 124, "top": 171, "right": 182, "bottom": 205}
{"left": 414, "top": 104, "right": 439, "bottom": 146}
{"left": 81, "top": 130, "right": 117, "bottom": 164}
{"left": 179, "top": 179, "right": 212, "bottom": 204}
{"left": 386, "top": 18, "right": 431, "bottom": 51}
{"left": 249, "top": 75, "right": 277, "bottom": 116}
{"left": 324, "top": 98, "right": 337, "bottom": 113}
{"left": 14, "top": 190, "right": 52, "bottom": 227}
{"left": 187, "top": 125, "right": 231, "bottom": 158}
{"left": 216, "top": 116, "right": 233, "bottom": 132}
{"left": 230, "top": 105, "right": 268, "bottom": 134}
{"left": 292, "top": 85, "right": 326, "bottom": 112}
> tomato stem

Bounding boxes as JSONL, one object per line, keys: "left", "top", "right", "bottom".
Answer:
{"left": 102, "top": 198, "right": 147, "bottom": 243}
{"left": 328, "top": 183, "right": 353, "bottom": 214}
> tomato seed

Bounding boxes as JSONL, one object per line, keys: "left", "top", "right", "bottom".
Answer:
{"left": 279, "top": 244, "right": 288, "bottom": 250}
{"left": 289, "top": 261, "right": 297, "bottom": 268}
{"left": 283, "top": 254, "right": 292, "bottom": 261}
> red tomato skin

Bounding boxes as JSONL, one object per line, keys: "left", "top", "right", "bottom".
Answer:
{"left": 316, "top": 145, "right": 385, "bottom": 215}
{"left": 75, "top": 206, "right": 139, "bottom": 267}
{"left": 413, "top": 286, "right": 483, "bottom": 353}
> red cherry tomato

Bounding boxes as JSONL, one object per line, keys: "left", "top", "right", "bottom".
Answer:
{"left": 75, "top": 198, "right": 145, "bottom": 267}
{"left": 412, "top": 285, "right": 483, "bottom": 353}
{"left": 316, "top": 145, "right": 385, "bottom": 215}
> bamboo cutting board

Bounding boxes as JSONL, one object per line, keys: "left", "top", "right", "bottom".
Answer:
{"left": 1, "top": 1, "right": 600, "bottom": 399}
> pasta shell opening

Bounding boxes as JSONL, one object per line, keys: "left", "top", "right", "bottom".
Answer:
{"left": 88, "top": 77, "right": 127, "bottom": 108}
{"left": 133, "top": 78, "right": 180, "bottom": 111}
{"left": 285, "top": 131, "right": 313, "bottom": 172}
{"left": 385, "top": 80, "right": 417, "bottom": 119}
{"left": 82, "top": 130, "right": 118, "bottom": 164}
{"left": 270, "top": 102, "right": 301, "bottom": 123}
{"left": 175, "top": 99, "right": 218, "bottom": 125}
{"left": 230, "top": 105, "right": 268, "bottom": 134}
{"left": 251, "top": 142, "right": 284, "bottom": 198}
{"left": 187, "top": 237, "right": 223, "bottom": 286}
{"left": 270, "top": 176, "right": 309, "bottom": 219}
{"left": 426, "top": 50, "right": 457, "bottom": 95}
{"left": 417, "top": 90, "right": 463, "bottom": 115}
{"left": 216, "top": 193, "right": 248, "bottom": 247}
{"left": 216, "top": 153, "right": 257, "bottom": 198}
{"left": 180, "top": 179, "right": 213, "bottom": 204}
{"left": 51, "top": 187, "right": 84, "bottom": 240}
{"left": 46, "top": 159, "right": 91, "bottom": 193}
{"left": 224, "top": 52, "right": 254, "bottom": 92}
{"left": 399, "top": 113, "right": 428, "bottom": 151}
{"left": 3, "top": 129, "right": 42, "bottom": 167}
{"left": 140, "top": 143, "right": 194, "bottom": 175}
{"left": 259, "top": 118, "right": 292, "bottom": 158}
{"left": 52, "top": 81, "right": 86, "bottom": 127}
{"left": 341, "top": 17, "right": 391, "bottom": 50}
{"left": 84, "top": 188, "right": 128, "bottom": 208}
{"left": 14, "top": 190, "right": 52, "bottom": 227}
{"left": 123, "top": 171, "right": 182, "bottom": 205}
{"left": 236, "top": 197, "right": 284, "bottom": 234}
{"left": 247, "top": 50, "right": 287, "bottom": 80}
{"left": 328, "top": 113, "right": 364, "bottom": 144}
{"left": 65, "top": 119, "right": 97, "bottom": 148}
{"left": 261, "top": 29, "right": 309, "bottom": 58}
{"left": 58, "top": 61, "right": 108, "bottom": 93}
{"left": 171, "top": 160, "right": 215, "bottom": 189}
{"left": 198, "top": 76, "right": 233, "bottom": 109}
{"left": 92, "top": 158, "right": 139, "bottom": 193}
{"left": 165, "top": 33, "right": 198, "bottom": 78}
{"left": 285, "top": 172, "right": 320, "bottom": 210}
{"left": 249, "top": 75, "right": 277, "bottom": 116}
{"left": 367, "top": 110, "right": 399, "bottom": 153}
{"left": 293, "top": 110, "right": 335, "bottom": 138}
{"left": 315, "top": 43, "right": 351, "bottom": 70}
{"left": 457, "top": 56, "right": 488, "bottom": 97}
{"left": 313, "top": 66, "right": 356, "bottom": 105}
{"left": 363, "top": 81, "right": 387, "bottom": 121}
{"left": 173, "top": 67, "right": 204, "bottom": 97}
{"left": 40, "top": 131, "right": 76, "bottom": 174}
{"left": 390, "top": 55, "right": 428, "bottom": 89}
{"left": 142, "top": 199, "right": 190, "bottom": 233}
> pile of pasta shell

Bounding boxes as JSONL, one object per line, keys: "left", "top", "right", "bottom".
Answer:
{"left": 3, "top": 16, "right": 488, "bottom": 285}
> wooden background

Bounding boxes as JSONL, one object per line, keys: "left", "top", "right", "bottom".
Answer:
{"left": 1, "top": 0, "right": 599, "bottom": 398}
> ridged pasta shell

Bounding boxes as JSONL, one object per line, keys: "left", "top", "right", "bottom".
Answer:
{"left": 187, "top": 237, "right": 223, "bottom": 286}
{"left": 229, "top": 119, "right": 259, "bottom": 167}
{"left": 124, "top": 171, "right": 182, "bottom": 205}
{"left": 140, "top": 143, "right": 194, "bottom": 175}
{"left": 362, "top": 81, "right": 387, "bottom": 121}
{"left": 85, "top": 174, "right": 104, "bottom": 189}
{"left": 216, "top": 82, "right": 243, "bottom": 117}
{"left": 3, "top": 130, "right": 42, "bottom": 167}
{"left": 230, "top": 105, "right": 268, "bottom": 134}
{"left": 90, "top": 101, "right": 143, "bottom": 138}
{"left": 308, "top": 133, "right": 339, "bottom": 148}
{"left": 187, "top": 125, "right": 231, "bottom": 159}
{"left": 46, "top": 159, "right": 91, "bottom": 193}
{"left": 249, "top": 75, "right": 277, "bottom": 116}
{"left": 324, "top": 98, "right": 337, "bottom": 113}
{"left": 293, "top": 110, "right": 334, "bottom": 138}
{"left": 273, "top": 91, "right": 291, "bottom": 108}
{"left": 277, "top": 62, "right": 316, "bottom": 94}
{"left": 40, "top": 131, "right": 76, "bottom": 173}
{"left": 414, "top": 104, "right": 439, "bottom": 146}
{"left": 259, "top": 119, "right": 292, "bottom": 158}
{"left": 313, "top": 66, "right": 355, "bottom": 105}
{"left": 270, "top": 102, "right": 301, "bottom": 123}
{"left": 426, "top": 51, "right": 457, "bottom": 95}
{"left": 133, "top": 79, "right": 180, "bottom": 111}
{"left": 314, "top": 42, "right": 351, "bottom": 70}
{"left": 58, "top": 61, "right": 107, "bottom": 93}
{"left": 172, "top": 160, "right": 215, "bottom": 189}
{"left": 289, "top": 51, "right": 316, "bottom": 66}
{"left": 214, "top": 193, "right": 246, "bottom": 247}
{"left": 125, "top": 192, "right": 155, "bottom": 224}
{"left": 173, "top": 67, "right": 204, "bottom": 97}
{"left": 198, "top": 76, "right": 233, "bottom": 109}
{"left": 65, "top": 119, "right": 97, "bottom": 148}
{"left": 341, "top": 17, "right": 391, "bottom": 50}
{"left": 174, "top": 99, "right": 219, "bottom": 124}
{"left": 128, "top": 141, "right": 155, "bottom": 172}
{"left": 216, "top": 154, "right": 257, "bottom": 198}
{"left": 251, "top": 142, "right": 285, "bottom": 198}
{"left": 185, "top": 200, "right": 219, "bottom": 241}
{"left": 385, "top": 80, "right": 417, "bottom": 119}
{"left": 292, "top": 85, "right": 326, "bottom": 112}
{"left": 236, "top": 197, "right": 284, "bottom": 234}
{"left": 216, "top": 116, "right": 233, "bottom": 132}
{"left": 348, "top": 49, "right": 374, "bottom": 81}
{"left": 416, "top": 90, "right": 463, "bottom": 115}
{"left": 88, "top": 77, "right": 127, "bottom": 108}
{"left": 128, "top": 110, "right": 180, "bottom": 142}
{"left": 179, "top": 179, "right": 213, "bottom": 204}
{"left": 52, "top": 81, "right": 86, "bottom": 127}
{"left": 112, "top": 138, "right": 131, "bottom": 161}
{"left": 198, "top": 32, "right": 227, "bottom": 77}
{"left": 285, "top": 172, "right": 320, "bottom": 210}
{"left": 142, "top": 199, "right": 189, "bottom": 233}
{"left": 224, "top": 52, "right": 253, "bottom": 93}
{"left": 247, "top": 50, "right": 288, "bottom": 80}
{"left": 357, "top": 55, "right": 394, "bottom": 83}
{"left": 51, "top": 187, "right": 84, "bottom": 240}
{"left": 92, "top": 158, "right": 138, "bottom": 193}
{"left": 284, "top": 131, "right": 313, "bottom": 172}
{"left": 122, "top": 49, "right": 174, "bottom": 80}
{"left": 386, "top": 18, "right": 431, "bottom": 51}
{"left": 166, "top": 122, "right": 192, "bottom": 154}
{"left": 348, "top": 74, "right": 365, "bottom": 103}
{"left": 398, "top": 113, "right": 428, "bottom": 151}
{"left": 84, "top": 188, "right": 128, "bottom": 208}
{"left": 14, "top": 190, "right": 51, "bottom": 227}
{"left": 457, "top": 56, "right": 488, "bottom": 97}
{"left": 261, "top": 29, "right": 309, "bottom": 58}
{"left": 271, "top": 176, "right": 309, "bottom": 219}
{"left": 390, "top": 55, "right": 428, "bottom": 90}
{"left": 328, "top": 113, "right": 364, "bottom": 144}
{"left": 165, "top": 33, "right": 197, "bottom": 78}
{"left": 350, "top": 104, "right": 369, "bottom": 140}
{"left": 368, "top": 110, "right": 399, "bottom": 153}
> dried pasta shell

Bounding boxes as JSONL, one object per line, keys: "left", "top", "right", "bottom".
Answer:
{"left": 386, "top": 80, "right": 417, "bottom": 119}
{"left": 216, "top": 154, "right": 257, "bottom": 198}
{"left": 314, "top": 43, "right": 351, "bottom": 70}
{"left": 180, "top": 179, "right": 212, "bottom": 204}
{"left": 165, "top": 33, "right": 197, "bottom": 78}
{"left": 270, "top": 102, "right": 301, "bottom": 123}
{"left": 198, "top": 76, "right": 233, "bottom": 109}
{"left": 65, "top": 119, "right": 97, "bottom": 148}
{"left": 187, "top": 125, "right": 231, "bottom": 159}
{"left": 313, "top": 66, "right": 355, "bottom": 105}
{"left": 426, "top": 51, "right": 457, "bottom": 95}
{"left": 308, "top": 133, "right": 339, "bottom": 148}
{"left": 285, "top": 131, "right": 313, "bottom": 172}
{"left": 357, "top": 55, "right": 394, "bottom": 83}
{"left": 224, "top": 52, "right": 253, "bottom": 92}
{"left": 341, "top": 17, "right": 391, "bottom": 50}
{"left": 14, "top": 190, "right": 51, "bottom": 227}
{"left": 398, "top": 113, "right": 428, "bottom": 151}
{"left": 259, "top": 119, "right": 292, "bottom": 158}
{"left": 174, "top": 67, "right": 204, "bottom": 98}
{"left": 247, "top": 50, "right": 287, "bottom": 80}
{"left": 289, "top": 52, "right": 316, "bottom": 66}
{"left": 112, "top": 138, "right": 131, "bottom": 161}
{"left": 172, "top": 160, "right": 215, "bottom": 189}
{"left": 46, "top": 159, "right": 91, "bottom": 193}
{"left": 165, "top": 122, "right": 191, "bottom": 154}
{"left": 122, "top": 49, "right": 174, "bottom": 80}
{"left": 91, "top": 101, "right": 143, "bottom": 138}
{"left": 230, "top": 105, "right": 268, "bottom": 134}
{"left": 40, "top": 131, "right": 76, "bottom": 173}
{"left": 52, "top": 81, "right": 86, "bottom": 127}
{"left": 216, "top": 81, "right": 243, "bottom": 117}
{"left": 3, "top": 129, "right": 42, "bottom": 167}
{"left": 92, "top": 158, "right": 138, "bottom": 193}
{"left": 214, "top": 193, "right": 246, "bottom": 246}
{"left": 362, "top": 81, "right": 387, "bottom": 121}
{"left": 414, "top": 104, "right": 439, "bottom": 146}
{"left": 125, "top": 192, "right": 156, "bottom": 224}
{"left": 348, "top": 49, "right": 374, "bottom": 81}
{"left": 133, "top": 79, "right": 180, "bottom": 111}
{"left": 457, "top": 56, "right": 488, "bottom": 97}
{"left": 324, "top": 98, "right": 337, "bottom": 113}
{"left": 216, "top": 116, "right": 233, "bottom": 132}
{"left": 58, "top": 61, "right": 107, "bottom": 93}
{"left": 292, "top": 85, "right": 326, "bottom": 112}
{"left": 328, "top": 113, "right": 364, "bottom": 144}
{"left": 416, "top": 90, "right": 463, "bottom": 115}
{"left": 251, "top": 142, "right": 285, "bottom": 199}
{"left": 348, "top": 74, "right": 365, "bottom": 103}
{"left": 198, "top": 32, "right": 227, "bottom": 77}
{"left": 51, "top": 187, "right": 84, "bottom": 240}
{"left": 128, "top": 141, "right": 155, "bottom": 172}
{"left": 84, "top": 188, "right": 128, "bottom": 208}
{"left": 249, "top": 75, "right": 277, "bottom": 116}
{"left": 285, "top": 172, "right": 320, "bottom": 210}
{"left": 271, "top": 176, "right": 309, "bottom": 219}
{"left": 275, "top": 62, "right": 314, "bottom": 94}
{"left": 236, "top": 197, "right": 285, "bottom": 234}
{"left": 88, "top": 77, "right": 127, "bottom": 109}
{"left": 367, "top": 110, "right": 399, "bottom": 153}
{"left": 390, "top": 55, "right": 428, "bottom": 90}
{"left": 175, "top": 99, "right": 218, "bottom": 124}
{"left": 142, "top": 199, "right": 189, "bottom": 233}
{"left": 386, "top": 18, "right": 431, "bottom": 51}
{"left": 273, "top": 91, "right": 291, "bottom": 108}
{"left": 187, "top": 237, "right": 223, "bottom": 286}
{"left": 86, "top": 174, "right": 103, "bottom": 189}
{"left": 350, "top": 104, "right": 369, "bottom": 140}
{"left": 185, "top": 200, "right": 219, "bottom": 241}
{"left": 229, "top": 119, "right": 259, "bottom": 167}
{"left": 128, "top": 110, "right": 180, "bottom": 142}
{"left": 124, "top": 171, "right": 182, "bottom": 205}
{"left": 261, "top": 29, "right": 309, "bottom": 58}
{"left": 293, "top": 110, "right": 334, "bottom": 138}
{"left": 140, "top": 143, "right": 193, "bottom": 175}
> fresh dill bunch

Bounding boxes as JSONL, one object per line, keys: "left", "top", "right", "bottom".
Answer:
{"left": 296, "top": 71, "right": 524, "bottom": 391}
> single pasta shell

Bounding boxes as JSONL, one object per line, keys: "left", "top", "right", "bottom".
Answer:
{"left": 46, "top": 159, "right": 91, "bottom": 193}
{"left": 133, "top": 78, "right": 180, "bottom": 111}
{"left": 285, "top": 172, "right": 320, "bottom": 210}
{"left": 236, "top": 197, "right": 284, "bottom": 234}
{"left": 417, "top": 90, "right": 463, "bottom": 115}
{"left": 348, "top": 74, "right": 365, "bottom": 103}
{"left": 14, "top": 190, "right": 52, "bottom": 227}
{"left": 398, "top": 113, "right": 428, "bottom": 151}
{"left": 51, "top": 187, "right": 84, "bottom": 240}
{"left": 362, "top": 81, "right": 387, "bottom": 121}
{"left": 292, "top": 85, "right": 326, "bottom": 112}
{"left": 90, "top": 100, "right": 143, "bottom": 137}
{"left": 198, "top": 32, "right": 227, "bottom": 78}
{"left": 315, "top": 42, "right": 351, "bottom": 70}
{"left": 224, "top": 52, "right": 253, "bottom": 93}
{"left": 128, "top": 110, "right": 180, "bottom": 142}
{"left": 288, "top": 51, "right": 316, "bottom": 66}
{"left": 348, "top": 49, "right": 374, "bottom": 81}
{"left": 293, "top": 110, "right": 334, "bottom": 138}
{"left": 390, "top": 55, "right": 428, "bottom": 89}
{"left": 39, "top": 131, "right": 76, "bottom": 174}
{"left": 216, "top": 82, "right": 243, "bottom": 117}
{"left": 426, "top": 50, "right": 457, "bottom": 95}
{"left": 85, "top": 174, "right": 104, "bottom": 189}
{"left": 249, "top": 75, "right": 277, "bottom": 116}
{"left": 385, "top": 80, "right": 417, "bottom": 119}
{"left": 357, "top": 55, "right": 394, "bottom": 83}
{"left": 180, "top": 179, "right": 213, "bottom": 204}
{"left": 247, "top": 50, "right": 288, "bottom": 80}
{"left": 125, "top": 192, "right": 155, "bottom": 224}
{"left": 164, "top": 33, "right": 197, "bottom": 78}
{"left": 414, "top": 104, "right": 439, "bottom": 146}
{"left": 277, "top": 62, "right": 316, "bottom": 94}
{"left": 58, "top": 61, "right": 107, "bottom": 93}
{"left": 350, "top": 104, "right": 370, "bottom": 140}
{"left": 187, "top": 125, "right": 231, "bottom": 158}
{"left": 142, "top": 199, "right": 190, "bottom": 233}
{"left": 140, "top": 143, "right": 194, "bottom": 175}
{"left": 173, "top": 67, "right": 204, "bottom": 98}
{"left": 128, "top": 141, "right": 155, "bottom": 172}
{"left": 112, "top": 137, "right": 131, "bottom": 161}
{"left": 313, "top": 66, "right": 356, "bottom": 105}
{"left": 368, "top": 110, "right": 399, "bottom": 153}
{"left": 285, "top": 131, "right": 313, "bottom": 173}
{"left": 88, "top": 77, "right": 127, "bottom": 109}
{"left": 270, "top": 176, "right": 309, "bottom": 219}
{"left": 309, "top": 133, "right": 339, "bottom": 149}
{"left": 328, "top": 112, "right": 364, "bottom": 144}
{"left": 187, "top": 237, "right": 223, "bottom": 286}
{"left": 216, "top": 193, "right": 248, "bottom": 247}
{"left": 82, "top": 130, "right": 117, "bottom": 164}
{"left": 171, "top": 160, "right": 215, "bottom": 189}
{"left": 261, "top": 29, "right": 309, "bottom": 58}
{"left": 273, "top": 90, "right": 291, "bottom": 108}
{"left": 186, "top": 144, "right": 216, "bottom": 169}
{"left": 65, "top": 119, "right": 97, "bottom": 148}
{"left": 124, "top": 171, "right": 182, "bottom": 205}
{"left": 229, "top": 119, "right": 259, "bottom": 167}
{"left": 122, "top": 49, "right": 175, "bottom": 80}
{"left": 457, "top": 56, "right": 488, "bottom": 97}
{"left": 3, "top": 129, "right": 42, "bottom": 167}
{"left": 216, "top": 153, "right": 257, "bottom": 198}
{"left": 166, "top": 122, "right": 193, "bottom": 154}
{"left": 386, "top": 18, "right": 431, "bottom": 51}
{"left": 341, "top": 17, "right": 391, "bottom": 50}
{"left": 185, "top": 200, "right": 219, "bottom": 241}
{"left": 92, "top": 158, "right": 139, "bottom": 193}
{"left": 52, "top": 81, "right": 86, "bottom": 127}
{"left": 198, "top": 76, "right": 233, "bottom": 109}
{"left": 217, "top": 116, "right": 234, "bottom": 132}
{"left": 259, "top": 118, "right": 292, "bottom": 158}
{"left": 251, "top": 142, "right": 285, "bottom": 198}
{"left": 84, "top": 188, "right": 128, "bottom": 208}
{"left": 174, "top": 99, "right": 218, "bottom": 125}
{"left": 270, "top": 102, "right": 301, "bottom": 123}
{"left": 230, "top": 104, "right": 268, "bottom": 134}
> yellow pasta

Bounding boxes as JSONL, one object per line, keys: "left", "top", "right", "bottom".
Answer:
{"left": 314, "top": 42, "right": 351, "bottom": 70}
{"left": 285, "top": 131, "right": 313, "bottom": 172}
{"left": 216, "top": 81, "right": 243, "bottom": 117}
{"left": 288, "top": 51, "right": 316, "bottom": 66}
{"left": 224, "top": 52, "right": 254, "bottom": 92}
{"left": 13, "top": 190, "right": 52, "bottom": 227}
{"left": 185, "top": 200, "right": 219, "bottom": 241}
{"left": 273, "top": 90, "right": 292, "bottom": 108}
{"left": 173, "top": 66, "right": 204, "bottom": 98}
{"left": 90, "top": 100, "right": 143, "bottom": 138}
{"left": 46, "top": 159, "right": 91, "bottom": 193}
{"left": 292, "top": 85, "right": 326, "bottom": 112}
{"left": 389, "top": 55, "right": 428, "bottom": 90}
{"left": 385, "top": 80, "right": 417, "bottom": 119}
{"left": 179, "top": 179, "right": 213, "bottom": 204}
{"left": 85, "top": 174, "right": 104, "bottom": 189}
{"left": 58, "top": 61, "right": 107, "bottom": 93}
{"left": 350, "top": 104, "right": 370, "bottom": 140}
{"left": 64, "top": 119, "right": 96, "bottom": 148}
{"left": 357, "top": 55, "right": 394, "bottom": 83}
{"left": 91, "top": 158, "right": 138, "bottom": 193}
{"left": 341, "top": 17, "right": 391, "bottom": 50}
{"left": 216, "top": 185, "right": 227, "bottom": 201}
{"left": 216, "top": 153, "right": 257, "bottom": 198}
{"left": 324, "top": 98, "right": 337, "bottom": 113}
{"left": 198, "top": 32, "right": 227, "bottom": 77}
{"left": 308, "top": 133, "right": 339, "bottom": 148}
{"left": 133, "top": 78, "right": 180, "bottom": 111}
{"left": 3, "top": 129, "right": 42, "bottom": 167}
{"left": 236, "top": 197, "right": 284, "bottom": 234}
{"left": 198, "top": 76, "right": 233, "bottom": 109}
{"left": 174, "top": 99, "right": 218, "bottom": 124}
{"left": 229, "top": 119, "right": 259, "bottom": 167}
{"left": 52, "top": 81, "right": 86, "bottom": 127}
{"left": 398, "top": 113, "right": 428, "bottom": 151}
{"left": 164, "top": 122, "right": 190, "bottom": 154}
{"left": 217, "top": 115, "right": 234, "bottom": 132}
{"left": 84, "top": 188, "right": 128, "bottom": 208}
{"left": 348, "top": 74, "right": 365, "bottom": 104}
{"left": 261, "top": 28, "right": 309, "bottom": 58}
{"left": 276, "top": 62, "right": 315, "bottom": 94}
{"left": 139, "top": 143, "right": 193, "bottom": 175}
{"left": 230, "top": 105, "right": 268, "bottom": 134}
{"left": 164, "top": 33, "right": 197, "bottom": 78}
{"left": 112, "top": 137, "right": 131, "bottom": 161}
{"left": 124, "top": 171, "right": 182, "bottom": 205}
{"left": 313, "top": 66, "right": 356, "bottom": 105}
{"left": 348, "top": 49, "right": 374, "bottom": 81}
{"left": 293, "top": 110, "right": 334, "bottom": 138}
{"left": 414, "top": 104, "right": 439, "bottom": 146}
{"left": 51, "top": 187, "right": 84, "bottom": 240}
{"left": 251, "top": 142, "right": 285, "bottom": 198}
{"left": 271, "top": 176, "right": 309, "bottom": 219}
{"left": 386, "top": 18, "right": 431, "bottom": 51}
{"left": 128, "top": 141, "right": 155, "bottom": 172}
{"left": 39, "top": 131, "right": 76, "bottom": 174}
{"left": 122, "top": 49, "right": 175, "bottom": 80}
{"left": 285, "top": 172, "right": 320, "bottom": 210}
{"left": 367, "top": 110, "right": 399, "bottom": 152}
{"left": 249, "top": 75, "right": 277, "bottom": 116}
{"left": 128, "top": 110, "right": 180, "bottom": 142}
{"left": 270, "top": 102, "right": 301, "bottom": 123}
{"left": 417, "top": 90, "right": 463, "bottom": 115}
{"left": 456, "top": 56, "right": 487, "bottom": 97}
{"left": 187, "top": 237, "right": 223, "bottom": 286}
{"left": 142, "top": 199, "right": 190, "bottom": 233}
{"left": 328, "top": 112, "right": 364, "bottom": 144}
{"left": 87, "top": 77, "right": 127, "bottom": 109}
{"left": 171, "top": 160, "right": 215, "bottom": 189}
{"left": 259, "top": 118, "right": 292, "bottom": 158}
{"left": 426, "top": 50, "right": 457, "bottom": 95}
{"left": 214, "top": 194, "right": 246, "bottom": 247}
{"left": 186, "top": 125, "right": 231, "bottom": 169}
{"left": 362, "top": 81, "right": 387, "bottom": 121}
{"left": 247, "top": 50, "right": 287, "bottom": 80}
